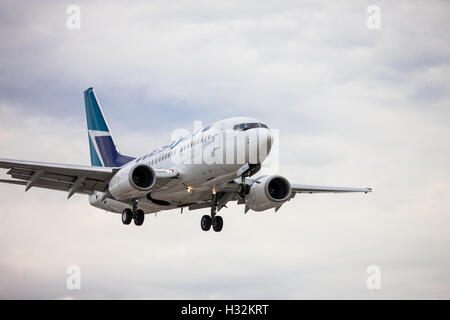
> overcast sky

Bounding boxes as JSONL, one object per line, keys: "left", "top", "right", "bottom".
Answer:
{"left": 0, "top": 0, "right": 449, "bottom": 299}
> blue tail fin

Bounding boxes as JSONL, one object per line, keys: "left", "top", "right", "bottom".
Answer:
{"left": 84, "top": 87, "right": 135, "bottom": 167}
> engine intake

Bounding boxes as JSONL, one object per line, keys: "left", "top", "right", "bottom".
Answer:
{"left": 109, "top": 164, "right": 156, "bottom": 200}
{"left": 266, "top": 176, "right": 291, "bottom": 201}
{"left": 246, "top": 175, "right": 292, "bottom": 212}
{"left": 131, "top": 165, "right": 155, "bottom": 189}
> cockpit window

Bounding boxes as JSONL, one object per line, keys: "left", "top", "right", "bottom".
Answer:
{"left": 233, "top": 122, "right": 269, "bottom": 131}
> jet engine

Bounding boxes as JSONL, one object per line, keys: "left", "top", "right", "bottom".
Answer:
{"left": 245, "top": 175, "right": 292, "bottom": 212}
{"left": 109, "top": 164, "right": 156, "bottom": 200}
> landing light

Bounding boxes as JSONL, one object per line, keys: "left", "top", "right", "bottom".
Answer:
{"left": 187, "top": 186, "right": 193, "bottom": 193}
{"left": 212, "top": 188, "right": 216, "bottom": 195}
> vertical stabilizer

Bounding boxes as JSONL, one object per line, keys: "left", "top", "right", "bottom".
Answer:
{"left": 84, "top": 87, "right": 135, "bottom": 167}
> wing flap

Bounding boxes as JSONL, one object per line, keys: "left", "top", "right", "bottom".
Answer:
{"left": 0, "top": 158, "right": 116, "bottom": 179}
{"left": 0, "top": 178, "right": 92, "bottom": 194}
{"left": 0, "top": 158, "right": 116, "bottom": 195}
{"left": 9, "top": 171, "right": 108, "bottom": 191}
{"left": 0, "top": 179, "right": 27, "bottom": 186}
{"left": 10, "top": 168, "right": 76, "bottom": 184}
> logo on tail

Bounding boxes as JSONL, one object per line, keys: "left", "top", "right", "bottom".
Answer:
{"left": 84, "top": 88, "right": 135, "bottom": 167}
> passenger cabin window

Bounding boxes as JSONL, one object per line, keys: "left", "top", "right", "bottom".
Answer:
{"left": 233, "top": 122, "right": 269, "bottom": 131}
{"left": 202, "top": 125, "right": 212, "bottom": 132}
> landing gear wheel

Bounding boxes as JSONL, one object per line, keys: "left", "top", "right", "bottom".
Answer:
{"left": 212, "top": 216, "right": 223, "bottom": 232}
{"left": 122, "top": 209, "right": 133, "bottom": 225}
{"left": 133, "top": 209, "right": 145, "bottom": 226}
{"left": 201, "top": 215, "right": 212, "bottom": 231}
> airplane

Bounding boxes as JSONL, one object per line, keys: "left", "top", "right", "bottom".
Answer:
{"left": 0, "top": 87, "right": 372, "bottom": 232}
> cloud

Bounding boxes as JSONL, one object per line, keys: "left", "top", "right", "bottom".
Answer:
{"left": 0, "top": 0, "right": 449, "bottom": 299}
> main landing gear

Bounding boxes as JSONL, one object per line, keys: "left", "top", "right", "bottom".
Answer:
{"left": 201, "top": 214, "right": 223, "bottom": 232}
{"left": 122, "top": 208, "right": 145, "bottom": 226}
{"left": 201, "top": 196, "right": 223, "bottom": 232}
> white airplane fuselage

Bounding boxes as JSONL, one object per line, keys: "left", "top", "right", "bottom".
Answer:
{"left": 89, "top": 117, "right": 273, "bottom": 214}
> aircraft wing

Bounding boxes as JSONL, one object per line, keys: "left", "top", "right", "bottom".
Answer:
{"left": 291, "top": 184, "right": 372, "bottom": 194}
{"left": 0, "top": 158, "right": 178, "bottom": 199}
{"left": 0, "top": 158, "right": 119, "bottom": 198}
{"left": 218, "top": 178, "right": 372, "bottom": 195}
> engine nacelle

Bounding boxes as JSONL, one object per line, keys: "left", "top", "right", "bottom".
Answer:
{"left": 109, "top": 164, "right": 156, "bottom": 200}
{"left": 245, "top": 175, "right": 292, "bottom": 212}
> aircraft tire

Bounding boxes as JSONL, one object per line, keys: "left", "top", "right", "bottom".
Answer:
{"left": 212, "top": 216, "right": 223, "bottom": 232}
{"left": 122, "top": 209, "right": 133, "bottom": 225}
{"left": 134, "top": 210, "right": 145, "bottom": 226}
{"left": 201, "top": 215, "right": 212, "bottom": 231}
